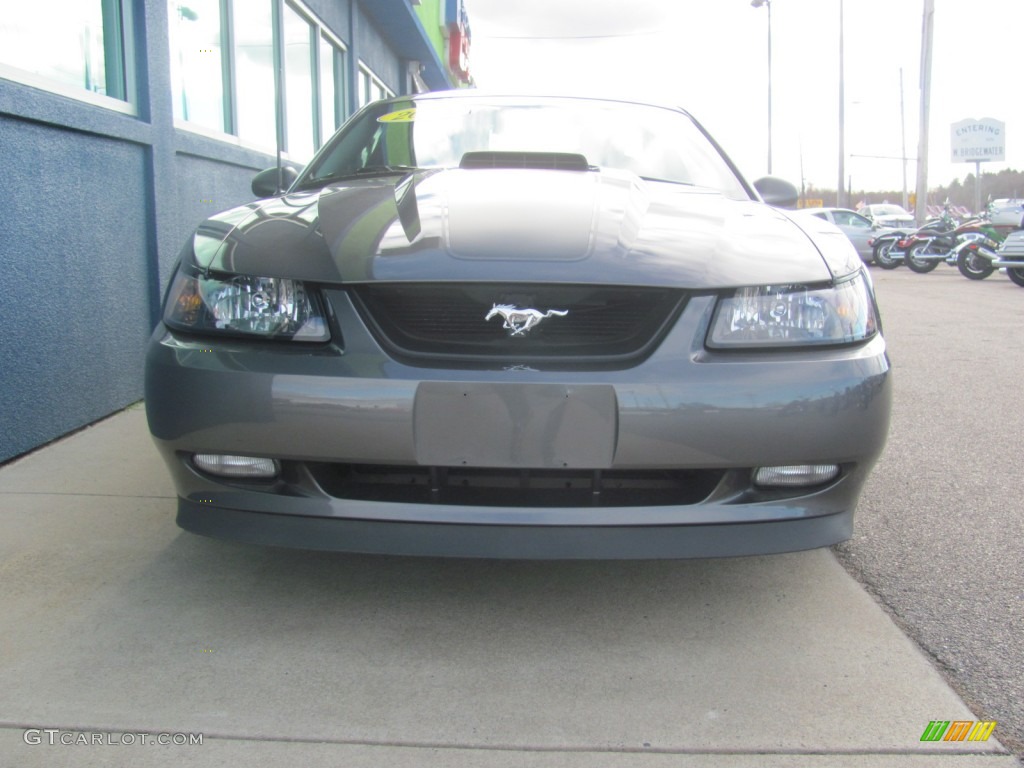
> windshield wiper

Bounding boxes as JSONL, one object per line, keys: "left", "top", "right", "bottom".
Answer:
{"left": 351, "top": 164, "right": 419, "bottom": 176}
{"left": 298, "top": 165, "right": 420, "bottom": 190}
{"left": 638, "top": 176, "right": 695, "bottom": 186}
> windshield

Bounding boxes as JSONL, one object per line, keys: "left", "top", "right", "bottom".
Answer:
{"left": 297, "top": 95, "right": 750, "bottom": 199}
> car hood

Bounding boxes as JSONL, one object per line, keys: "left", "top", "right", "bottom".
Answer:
{"left": 187, "top": 168, "right": 858, "bottom": 288}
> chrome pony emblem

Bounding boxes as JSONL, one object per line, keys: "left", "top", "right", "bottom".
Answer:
{"left": 485, "top": 304, "right": 568, "bottom": 336}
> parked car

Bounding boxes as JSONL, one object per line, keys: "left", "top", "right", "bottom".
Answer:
{"left": 986, "top": 199, "right": 1024, "bottom": 228}
{"left": 145, "top": 92, "right": 891, "bottom": 559}
{"left": 798, "top": 207, "right": 890, "bottom": 263}
{"left": 857, "top": 203, "right": 916, "bottom": 229}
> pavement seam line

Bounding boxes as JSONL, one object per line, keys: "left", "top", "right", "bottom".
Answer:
{"left": 0, "top": 726, "right": 1011, "bottom": 757}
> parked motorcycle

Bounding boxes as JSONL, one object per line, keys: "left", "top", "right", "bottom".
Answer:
{"left": 951, "top": 230, "right": 1006, "bottom": 280}
{"left": 953, "top": 229, "right": 1024, "bottom": 286}
{"left": 869, "top": 230, "right": 913, "bottom": 269}
{"left": 901, "top": 209, "right": 978, "bottom": 273}
{"left": 868, "top": 212, "right": 954, "bottom": 270}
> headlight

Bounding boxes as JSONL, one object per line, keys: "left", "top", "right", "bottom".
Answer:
{"left": 708, "top": 271, "right": 878, "bottom": 349}
{"left": 164, "top": 269, "right": 330, "bottom": 342}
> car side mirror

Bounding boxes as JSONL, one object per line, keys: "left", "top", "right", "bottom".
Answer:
{"left": 252, "top": 166, "right": 299, "bottom": 198}
{"left": 753, "top": 176, "right": 799, "bottom": 208}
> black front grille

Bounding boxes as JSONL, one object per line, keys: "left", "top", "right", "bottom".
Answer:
{"left": 350, "top": 284, "right": 684, "bottom": 363}
{"left": 309, "top": 463, "right": 725, "bottom": 508}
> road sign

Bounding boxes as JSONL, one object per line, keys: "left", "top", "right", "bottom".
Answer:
{"left": 951, "top": 118, "right": 1005, "bottom": 163}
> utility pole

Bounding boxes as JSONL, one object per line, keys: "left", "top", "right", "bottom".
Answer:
{"left": 915, "top": 0, "right": 934, "bottom": 223}
{"left": 750, "top": 0, "right": 772, "bottom": 175}
{"left": 837, "top": 0, "right": 845, "bottom": 208}
{"left": 900, "top": 68, "right": 909, "bottom": 211}
{"left": 766, "top": 0, "right": 772, "bottom": 174}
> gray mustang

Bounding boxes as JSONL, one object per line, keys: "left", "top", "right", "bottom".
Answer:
{"left": 145, "top": 92, "right": 891, "bottom": 559}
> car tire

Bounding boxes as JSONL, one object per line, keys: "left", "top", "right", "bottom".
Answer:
{"left": 873, "top": 242, "right": 901, "bottom": 269}
{"left": 956, "top": 250, "right": 995, "bottom": 280}
{"left": 905, "top": 244, "right": 940, "bottom": 273}
{"left": 1007, "top": 267, "right": 1024, "bottom": 287}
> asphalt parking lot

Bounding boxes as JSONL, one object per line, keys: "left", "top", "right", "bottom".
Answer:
{"left": 0, "top": 266, "right": 1020, "bottom": 768}
{"left": 837, "top": 263, "right": 1024, "bottom": 761}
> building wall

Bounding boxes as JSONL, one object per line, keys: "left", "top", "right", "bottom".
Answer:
{"left": 0, "top": 0, "right": 454, "bottom": 463}
{"left": 355, "top": 8, "right": 401, "bottom": 91}
{"left": 307, "top": 0, "right": 353, "bottom": 40}
{"left": 0, "top": 117, "right": 152, "bottom": 459}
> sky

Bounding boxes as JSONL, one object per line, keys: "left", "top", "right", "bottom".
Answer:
{"left": 460, "top": 0, "right": 1022, "bottom": 197}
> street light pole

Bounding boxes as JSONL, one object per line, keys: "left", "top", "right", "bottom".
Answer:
{"left": 751, "top": 0, "right": 772, "bottom": 175}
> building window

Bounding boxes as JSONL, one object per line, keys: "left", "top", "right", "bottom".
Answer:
{"left": 0, "top": 0, "right": 129, "bottom": 103}
{"left": 358, "top": 68, "right": 370, "bottom": 108}
{"left": 283, "top": 2, "right": 314, "bottom": 161}
{"left": 319, "top": 33, "right": 346, "bottom": 146}
{"left": 358, "top": 63, "right": 392, "bottom": 109}
{"left": 168, "top": 0, "right": 350, "bottom": 157}
{"left": 233, "top": 0, "right": 276, "bottom": 150}
{"left": 169, "top": 0, "right": 226, "bottom": 132}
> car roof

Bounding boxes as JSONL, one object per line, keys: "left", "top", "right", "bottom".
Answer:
{"left": 388, "top": 89, "right": 694, "bottom": 116}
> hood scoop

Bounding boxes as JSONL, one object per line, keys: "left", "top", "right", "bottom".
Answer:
{"left": 459, "top": 151, "right": 593, "bottom": 172}
{"left": 445, "top": 162, "right": 599, "bottom": 261}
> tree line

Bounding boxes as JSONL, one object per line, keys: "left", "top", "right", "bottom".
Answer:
{"left": 804, "top": 167, "right": 1023, "bottom": 211}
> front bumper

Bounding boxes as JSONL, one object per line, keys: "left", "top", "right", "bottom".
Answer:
{"left": 145, "top": 293, "right": 891, "bottom": 558}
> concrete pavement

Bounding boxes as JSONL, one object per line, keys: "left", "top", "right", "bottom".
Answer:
{"left": 0, "top": 405, "right": 1018, "bottom": 767}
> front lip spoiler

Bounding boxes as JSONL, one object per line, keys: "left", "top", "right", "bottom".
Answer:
{"left": 176, "top": 500, "right": 854, "bottom": 560}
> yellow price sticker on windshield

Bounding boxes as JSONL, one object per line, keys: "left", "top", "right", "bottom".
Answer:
{"left": 378, "top": 108, "right": 416, "bottom": 123}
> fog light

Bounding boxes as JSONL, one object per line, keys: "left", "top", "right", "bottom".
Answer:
{"left": 193, "top": 454, "right": 279, "bottom": 478}
{"left": 754, "top": 464, "right": 839, "bottom": 488}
